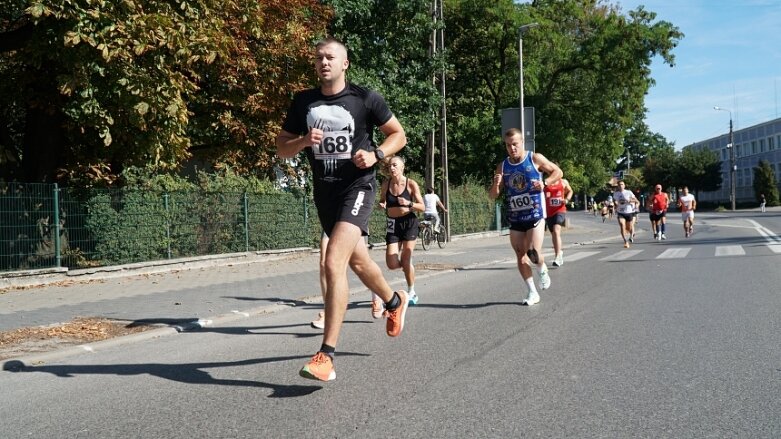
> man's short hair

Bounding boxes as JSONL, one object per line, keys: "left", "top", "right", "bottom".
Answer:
{"left": 316, "top": 37, "right": 348, "bottom": 56}
{"left": 504, "top": 128, "right": 522, "bottom": 138}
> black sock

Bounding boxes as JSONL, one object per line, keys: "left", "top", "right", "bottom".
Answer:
{"left": 319, "top": 344, "right": 335, "bottom": 358}
{"left": 385, "top": 292, "right": 401, "bottom": 310}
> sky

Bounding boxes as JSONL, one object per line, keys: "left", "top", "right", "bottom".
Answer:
{"left": 615, "top": 0, "right": 781, "bottom": 148}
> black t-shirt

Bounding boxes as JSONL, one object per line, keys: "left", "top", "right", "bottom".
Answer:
{"left": 281, "top": 83, "right": 393, "bottom": 194}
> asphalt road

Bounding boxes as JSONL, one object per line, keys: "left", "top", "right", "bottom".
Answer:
{"left": 1, "top": 211, "right": 780, "bottom": 438}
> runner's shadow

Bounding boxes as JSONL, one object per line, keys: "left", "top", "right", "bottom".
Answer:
{"left": 417, "top": 301, "right": 522, "bottom": 309}
{"left": 224, "top": 296, "right": 309, "bottom": 306}
{"left": 2, "top": 352, "right": 369, "bottom": 398}
{"left": 201, "top": 321, "right": 372, "bottom": 338}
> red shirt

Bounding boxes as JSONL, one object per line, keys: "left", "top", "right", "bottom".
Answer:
{"left": 545, "top": 181, "right": 567, "bottom": 216}
{"left": 651, "top": 193, "right": 668, "bottom": 213}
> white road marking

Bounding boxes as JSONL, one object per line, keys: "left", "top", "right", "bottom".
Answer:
{"left": 599, "top": 249, "right": 643, "bottom": 261}
{"left": 767, "top": 244, "right": 781, "bottom": 254}
{"left": 715, "top": 245, "right": 745, "bottom": 257}
{"left": 747, "top": 219, "right": 781, "bottom": 244}
{"left": 656, "top": 247, "right": 692, "bottom": 259}
{"left": 562, "top": 251, "right": 602, "bottom": 262}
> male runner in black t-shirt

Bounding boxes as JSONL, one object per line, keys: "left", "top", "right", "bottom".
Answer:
{"left": 276, "top": 37, "right": 409, "bottom": 381}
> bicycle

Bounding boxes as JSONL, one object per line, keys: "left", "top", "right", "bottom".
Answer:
{"left": 419, "top": 220, "right": 448, "bottom": 250}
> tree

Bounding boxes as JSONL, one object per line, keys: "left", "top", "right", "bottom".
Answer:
{"left": 620, "top": 110, "right": 674, "bottom": 172}
{"left": 526, "top": 1, "right": 682, "bottom": 191}
{"left": 322, "top": 0, "right": 441, "bottom": 177}
{"left": 440, "top": 0, "right": 683, "bottom": 188}
{"left": 441, "top": 0, "right": 525, "bottom": 182}
{"left": 641, "top": 143, "right": 677, "bottom": 190}
{"left": 752, "top": 160, "right": 779, "bottom": 206}
{"left": 0, "top": 0, "right": 330, "bottom": 184}
{"left": 677, "top": 146, "right": 722, "bottom": 196}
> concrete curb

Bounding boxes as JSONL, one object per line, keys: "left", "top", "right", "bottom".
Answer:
{"left": 0, "top": 248, "right": 315, "bottom": 291}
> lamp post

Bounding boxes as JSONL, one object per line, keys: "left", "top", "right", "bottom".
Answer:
{"left": 519, "top": 23, "right": 538, "bottom": 149}
{"left": 714, "top": 106, "right": 735, "bottom": 211}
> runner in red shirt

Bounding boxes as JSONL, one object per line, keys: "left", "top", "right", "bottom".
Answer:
{"left": 544, "top": 176, "right": 573, "bottom": 266}
{"left": 647, "top": 184, "right": 669, "bottom": 240}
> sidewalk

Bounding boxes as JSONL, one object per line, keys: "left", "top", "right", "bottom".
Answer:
{"left": 1, "top": 214, "right": 618, "bottom": 368}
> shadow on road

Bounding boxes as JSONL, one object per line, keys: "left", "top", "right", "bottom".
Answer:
{"left": 2, "top": 352, "right": 370, "bottom": 397}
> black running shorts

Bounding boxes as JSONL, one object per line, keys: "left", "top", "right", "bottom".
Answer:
{"left": 315, "top": 181, "right": 376, "bottom": 237}
{"left": 509, "top": 219, "right": 541, "bottom": 232}
{"left": 545, "top": 213, "right": 566, "bottom": 229}
{"left": 385, "top": 212, "right": 419, "bottom": 244}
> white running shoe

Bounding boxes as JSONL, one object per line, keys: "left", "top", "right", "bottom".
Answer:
{"left": 522, "top": 291, "right": 540, "bottom": 306}
{"left": 408, "top": 290, "right": 419, "bottom": 305}
{"left": 661, "top": 233, "right": 666, "bottom": 240}
{"left": 552, "top": 254, "right": 564, "bottom": 267}
{"left": 539, "top": 269, "right": 551, "bottom": 290}
{"left": 310, "top": 311, "right": 325, "bottom": 329}
{"left": 371, "top": 299, "right": 385, "bottom": 319}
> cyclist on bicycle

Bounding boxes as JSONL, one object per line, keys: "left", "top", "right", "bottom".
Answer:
{"left": 423, "top": 186, "right": 447, "bottom": 234}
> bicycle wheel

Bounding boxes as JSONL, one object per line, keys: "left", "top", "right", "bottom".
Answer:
{"left": 436, "top": 225, "right": 448, "bottom": 248}
{"left": 420, "top": 226, "right": 432, "bottom": 250}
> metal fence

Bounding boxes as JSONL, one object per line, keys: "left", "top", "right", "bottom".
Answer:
{"left": 1, "top": 182, "right": 499, "bottom": 274}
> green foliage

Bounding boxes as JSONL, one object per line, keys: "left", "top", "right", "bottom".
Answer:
{"left": 752, "top": 160, "right": 779, "bottom": 206}
{"left": 677, "top": 146, "right": 722, "bottom": 194}
{"left": 1, "top": 0, "right": 330, "bottom": 183}
{"left": 448, "top": 175, "right": 501, "bottom": 233}
{"left": 642, "top": 142, "right": 678, "bottom": 190}
{"left": 526, "top": 1, "right": 682, "bottom": 191}
{"left": 83, "top": 170, "right": 310, "bottom": 265}
{"left": 85, "top": 190, "right": 168, "bottom": 264}
{"left": 621, "top": 168, "right": 646, "bottom": 194}
{"left": 3, "top": 0, "right": 685, "bottom": 206}
{"left": 323, "top": 0, "right": 441, "bottom": 175}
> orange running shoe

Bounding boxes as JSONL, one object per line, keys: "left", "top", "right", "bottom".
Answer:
{"left": 299, "top": 351, "right": 336, "bottom": 381}
{"left": 623, "top": 241, "right": 630, "bottom": 248}
{"left": 371, "top": 298, "right": 384, "bottom": 319}
{"left": 385, "top": 291, "right": 409, "bottom": 337}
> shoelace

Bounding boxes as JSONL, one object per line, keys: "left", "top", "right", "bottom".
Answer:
{"left": 312, "top": 352, "right": 330, "bottom": 365}
{"left": 385, "top": 306, "right": 399, "bottom": 323}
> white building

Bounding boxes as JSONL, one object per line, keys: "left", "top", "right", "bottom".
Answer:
{"left": 688, "top": 116, "right": 781, "bottom": 204}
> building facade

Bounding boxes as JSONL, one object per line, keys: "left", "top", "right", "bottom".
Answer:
{"left": 688, "top": 116, "right": 781, "bottom": 204}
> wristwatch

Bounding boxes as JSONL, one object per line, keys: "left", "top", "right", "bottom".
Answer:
{"left": 374, "top": 148, "right": 385, "bottom": 161}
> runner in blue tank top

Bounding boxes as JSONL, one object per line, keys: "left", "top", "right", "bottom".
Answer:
{"left": 489, "top": 128, "right": 562, "bottom": 306}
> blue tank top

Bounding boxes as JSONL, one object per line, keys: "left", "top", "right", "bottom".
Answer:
{"left": 502, "top": 152, "right": 546, "bottom": 223}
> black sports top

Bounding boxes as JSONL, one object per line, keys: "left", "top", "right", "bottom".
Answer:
{"left": 281, "top": 82, "right": 393, "bottom": 194}
{"left": 386, "top": 178, "right": 411, "bottom": 208}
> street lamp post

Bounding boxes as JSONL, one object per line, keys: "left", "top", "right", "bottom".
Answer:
{"left": 519, "top": 23, "right": 538, "bottom": 149}
{"left": 714, "top": 106, "right": 736, "bottom": 211}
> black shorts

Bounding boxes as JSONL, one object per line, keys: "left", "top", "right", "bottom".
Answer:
{"left": 315, "top": 180, "right": 376, "bottom": 237}
{"left": 545, "top": 213, "right": 566, "bottom": 229}
{"left": 386, "top": 212, "right": 420, "bottom": 244}
{"left": 617, "top": 212, "right": 634, "bottom": 222}
{"left": 649, "top": 211, "right": 666, "bottom": 222}
{"left": 509, "top": 219, "right": 541, "bottom": 232}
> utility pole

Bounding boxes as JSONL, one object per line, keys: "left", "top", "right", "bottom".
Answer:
{"left": 714, "top": 106, "right": 736, "bottom": 211}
